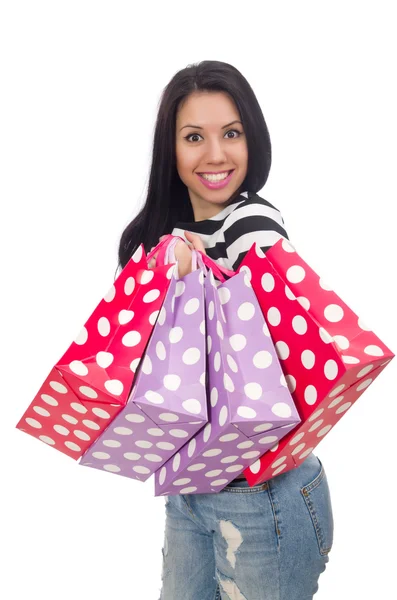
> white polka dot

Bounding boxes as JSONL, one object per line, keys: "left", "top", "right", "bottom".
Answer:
{"left": 319, "top": 328, "right": 334, "bottom": 344}
{"left": 324, "top": 304, "right": 344, "bottom": 322}
{"left": 96, "top": 351, "right": 114, "bottom": 369}
{"left": 249, "top": 460, "right": 261, "bottom": 474}
{"left": 113, "top": 427, "right": 132, "bottom": 435}
{"left": 223, "top": 373, "right": 234, "bottom": 392}
{"left": 203, "top": 448, "right": 221, "bottom": 457}
{"left": 282, "top": 239, "right": 296, "bottom": 253}
{"left": 33, "top": 406, "right": 50, "bottom": 417}
{"left": 133, "top": 466, "right": 151, "bottom": 474}
{"left": 289, "top": 432, "right": 305, "bottom": 445}
{"left": 155, "top": 341, "right": 166, "bottom": 361}
{"left": 263, "top": 322, "right": 270, "bottom": 337}
{"left": 159, "top": 413, "right": 179, "bottom": 423}
{"left": 140, "top": 270, "right": 154, "bottom": 285}
{"left": 259, "top": 435, "right": 278, "bottom": 444}
{"left": 173, "top": 478, "right": 191, "bottom": 486}
{"left": 70, "top": 402, "right": 87, "bottom": 414}
{"left": 229, "top": 334, "right": 247, "bottom": 351}
{"left": 41, "top": 394, "right": 58, "bottom": 406}
{"left": 118, "top": 309, "right": 135, "bottom": 325}
{"left": 244, "top": 382, "right": 262, "bottom": 400}
{"left": 39, "top": 435, "right": 55, "bottom": 445}
{"left": 158, "top": 307, "right": 166, "bottom": 326}
{"left": 220, "top": 433, "right": 239, "bottom": 442}
{"left": 333, "top": 335, "right": 349, "bottom": 350}
{"left": 319, "top": 278, "right": 333, "bottom": 291}
{"left": 267, "top": 307, "right": 281, "bottom": 326}
{"left": 226, "top": 464, "right": 244, "bottom": 473}
{"left": 144, "top": 390, "right": 164, "bottom": 405}
{"left": 237, "top": 440, "right": 254, "bottom": 449}
{"left": 253, "top": 350, "right": 273, "bottom": 369}
{"left": 253, "top": 423, "right": 273, "bottom": 433}
{"left": 98, "top": 317, "right": 111, "bottom": 336}
{"left": 283, "top": 375, "right": 295, "bottom": 394}
{"left": 285, "top": 285, "right": 296, "bottom": 300}
{"left": 286, "top": 265, "right": 305, "bottom": 283}
{"left": 301, "top": 350, "right": 315, "bottom": 369}
{"left": 210, "top": 387, "right": 219, "bottom": 408}
{"left": 188, "top": 438, "right": 196, "bottom": 457}
{"left": 336, "top": 402, "right": 352, "bottom": 414}
{"left": 304, "top": 385, "right": 318, "bottom": 405}
{"left": 358, "top": 317, "right": 371, "bottom": 331}
{"left": 103, "top": 439, "right": 121, "bottom": 447}
{"left": 156, "top": 441, "right": 175, "bottom": 451}
{"left": 53, "top": 424, "right": 69, "bottom": 435}
{"left": 327, "top": 395, "right": 344, "bottom": 408}
{"left": 182, "top": 399, "right": 202, "bottom": 415}
{"left": 357, "top": 365, "right": 374, "bottom": 378}
{"left": 308, "top": 419, "right": 324, "bottom": 432}
{"left": 180, "top": 486, "right": 198, "bottom": 493}
{"left": 149, "top": 310, "right": 160, "bottom": 325}
{"left": 124, "top": 452, "right": 141, "bottom": 460}
{"left": 299, "top": 448, "right": 314, "bottom": 459}
{"left": 216, "top": 321, "right": 224, "bottom": 340}
{"left": 208, "top": 301, "right": 215, "bottom": 320}
{"left": 329, "top": 384, "right": 345, "bottom": 397}
{"left": 122, "top": 330, "right": 142, "bottom": 347}
{"left": 211, "top": 479, "right": 229, "bottom": 486}
{"left": 135, "top": 441, "right": 152, "bottom": 449}
{"left": 276, "top": 341, "right": 290, "bottom": 360}
{"left": 237, "top": 406, "right": 257, "bottom": 419}
{"left": 183, "top": 347, "right": 201, "bottom": 365}
{"left": 74, "top": 430, "right": 91, "bottom": 441}
{"left": 69, "top": 360, "right": 88, "bottom": 376}
{"left": 159, "top": 467, "right": 167, "bottom": 485}
{"left": 124, "top": 276, "right": 136, "bottom": 295}
{"left": 238, "top": 302, "right": 255, "bottom": 321}
{"left": 62, "top": 414, "right": 78, "bottom": 424}
{"left": 25, "top": 418, "right": 42, "bottom": 429}
{"left": 272, "top": 403, "right": 292, "bottom": 418}
{"left": 169, "top": 327, "right": 183, "bottom": 343}
{"left": 317, "top": 425, "right": 332, "bottom": 437}
{"left": 271, "top": 456, "right": 287, "bottom": 469}
{"left": 261, "top": 273, "right": 275, "bottom": 292}
{"left": 172, "top": 453, "right": 181, "bottom": 471}
{"left": 104, "top": 380, "right": 123, "bottom": 396}
{"left": 226, "top": 354, "right": 238, "bottom": 373}
{"left": 297, "top": 296, "right": 310, "bottom": 310}
{"left": 205, "top": 469, "right": 223, "bottom": 477}
{"left": 214, "top": 352, "right": 221, "bottom": 371}
{"left": 292, "top": 315, "right": 308, "bottom": 335}
{"left": 187, "top": 463, "right": 206, "bottom": 471}
{"left": 308, "top": 408, "right": 324, "bottom": 421}
{"left": 64, "top": 441, "right": 81, "bottom": 452}
{"left": 184, "top": 298, "right": 200, "bottom": 315}
{"left": 169, "top": 429, "right": 189, "bottom": 438}
{"left": 291, "top": 443, "right": 306, "bottom": 456}
{"left": 218, "top": 287, "right": 231, "bottom": 305}
{"left": 49, "top": 381, "right": 68, "bottom": 394}
{"left": 147, "top": 428, "right": 164, "bottom": 437}
{"left": 75, "top": 326, "right": 88, "bottom": 345}
{"left": 364, "top": 345, "right": 384, "bottom": 357}
{"left": 219, "top": 405, "right": 228, "bottom": 426}
{"left": 163, "top": 374, "right": 181, "bottom": 391}
{"left": 82, "top": 419, "right": 100, "bottom": 430}
{"left": 79, "top": 386, "right": 98, "bottom": 399}
{"left": 356, "top": 378, "right": 373, "bottom": 392}
{"left": 143, "top": 289, "right": 161, "bottom": 303}
{"left": 324, "top": 360, "right": 338, "bottom": 380}
{"left": 92, "top": 452, "right": 110, "bottom": 460}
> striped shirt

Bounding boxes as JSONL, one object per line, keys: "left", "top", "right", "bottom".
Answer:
{"left": 171, "top": 191, "right": 289, "bottom": 272}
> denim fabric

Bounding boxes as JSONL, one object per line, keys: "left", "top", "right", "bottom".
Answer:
{"left": 159, "top": 452, "right": 333, "bottom": 599}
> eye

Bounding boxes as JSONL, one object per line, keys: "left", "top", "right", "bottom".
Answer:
{"left": 184, "top": 129, "right": 243, "bottom": 143}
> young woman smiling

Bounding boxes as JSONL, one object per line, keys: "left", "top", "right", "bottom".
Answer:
{"left": 118, "top": 60, "right": 334, "bottom": 600}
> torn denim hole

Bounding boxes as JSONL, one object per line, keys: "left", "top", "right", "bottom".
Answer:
{"left": 217, "top": 571, "right": 248, "bottom": 600}
{"left": 160, "top": 535, "right": 170, "bottom": 583}
{"left": 219, "top": 520, "right": 243, "bottom": 569}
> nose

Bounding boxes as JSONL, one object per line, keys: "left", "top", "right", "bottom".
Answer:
{"left": 205, "top": 137, "right": 228, "bottom": 163}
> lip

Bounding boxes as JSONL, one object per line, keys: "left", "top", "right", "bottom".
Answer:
{"left": 196, "top": 169, "right": 234, "bottom": 190}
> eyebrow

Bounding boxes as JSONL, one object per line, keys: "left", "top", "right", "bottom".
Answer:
{"left": 179, "top": 120, "right": 242, "bottom": 132}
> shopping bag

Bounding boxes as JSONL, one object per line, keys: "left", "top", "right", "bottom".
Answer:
{"left": 79, "top": 238, "right": 208, "bottom": 481}
{"left": 154, "top": 252, "right": 301, "bottom": 496}
{"left": 236, "top": 238, "right": 395, "bottom": 485}
{"left": 15, "top": 243, "right": 175, "bottom": 460}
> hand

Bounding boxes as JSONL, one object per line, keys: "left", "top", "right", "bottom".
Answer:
{"left": 184, "top": 230, "right": 207, "bottom": 256}
{"left": 147, "top": 235, "right": 193, "bottom": 271}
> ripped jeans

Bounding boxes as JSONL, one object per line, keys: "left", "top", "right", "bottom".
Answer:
{"left": 159, "top": 452, "right": 333, "bottom": 600}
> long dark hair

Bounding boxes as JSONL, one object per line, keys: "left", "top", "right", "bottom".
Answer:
{"left": 117, "top": 60, "right": 272, "bottom": 271}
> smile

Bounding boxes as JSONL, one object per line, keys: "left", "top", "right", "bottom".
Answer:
{"left": 196, "top": 170, "right": 235, "bottom": 189}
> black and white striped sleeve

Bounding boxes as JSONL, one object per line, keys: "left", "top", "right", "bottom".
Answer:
{"left": 224, "top": 196, "right": 289, "bottom": 271}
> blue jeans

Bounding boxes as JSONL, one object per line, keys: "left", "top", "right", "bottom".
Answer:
{"left": 159, "top": 452, "right": 333, "bottom": 599}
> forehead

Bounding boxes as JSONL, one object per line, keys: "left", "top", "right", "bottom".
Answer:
{"left": 176, "top": 91, "right": 240, "bottom": 127}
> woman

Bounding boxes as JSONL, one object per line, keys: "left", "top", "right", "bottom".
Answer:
{"left": 117, "top": 60, "right": 334, "bottom": 600}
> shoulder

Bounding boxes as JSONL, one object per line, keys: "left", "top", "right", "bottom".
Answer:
{"left": 223, "top": 191, "right": 287, "bottom": 230}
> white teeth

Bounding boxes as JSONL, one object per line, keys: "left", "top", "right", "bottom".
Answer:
{"left": 200, "top": 171, "right": 231, "bottom": 182}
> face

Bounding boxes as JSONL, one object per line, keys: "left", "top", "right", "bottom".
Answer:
{"left": 175, "top": 91, "right": 248, "bottom": 221}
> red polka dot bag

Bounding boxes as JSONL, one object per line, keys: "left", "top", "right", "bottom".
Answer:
{"left": 15, "top": 243, "right": 175, "bottom": 461}
{"left": 237, "top": 238, "right": 395, "bottom": 486}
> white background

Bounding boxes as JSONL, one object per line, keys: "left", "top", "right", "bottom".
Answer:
{"left": 1, "top": 1, "right": 396, "bottom": 599}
